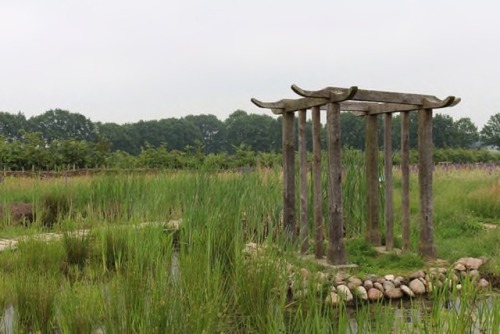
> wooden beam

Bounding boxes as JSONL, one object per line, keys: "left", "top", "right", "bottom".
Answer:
{"left": 282, "top": 112, "right": 296, "bottom": 241}
{"left": 320, "top": 102, "right": 422, "bottom": 115}
{"left": 252, "top": 97, "right": 330, "bottom": 114}
{"left": 292, "top": 84, "right": 460, "bottom": 108}
{"left": 384, "top": 113, "right": 394, "bottom": 251}
{"left": 299, "top": 109, "right": 309, "bottom": 254}
{"left": 365, "top": 114, "right": 381, "bottom": 246}
{"left": 251, "top": 86, "right": 358, "bottom": 114}
{"left": 311, "top": 106, "right": 324, "bottom": 259}
{"left": 418, "top": 108, "right": 436, "bottom": 258}
{"left": 326, "top": 102, "right": 347, "bottom": 264}
{"left": 401, "top": 111, "right": 410, "bottom": 252}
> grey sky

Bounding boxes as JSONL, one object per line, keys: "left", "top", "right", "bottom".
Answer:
{"left": 1, "top": 0, "right": 499, "bottom": 128}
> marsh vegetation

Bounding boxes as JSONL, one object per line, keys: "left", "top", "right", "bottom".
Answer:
{"left": 0, "top": 162, "right": 498, "bottom": 333}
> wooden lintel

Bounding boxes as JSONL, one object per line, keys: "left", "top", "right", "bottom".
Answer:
{"left": 251, "top": 86, "right": 358, "bottom": 114}
{"left": 422, "top": 96, "right": 461, "bottom": 109}
{"left": 321, "top": 102, "right": 420, "bottom": 114}
{"left": 292, "top": 84, "right": 460, "bottom": 108}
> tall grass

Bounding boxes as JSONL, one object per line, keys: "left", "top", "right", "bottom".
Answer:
{"left": 0, "top": 168, "right": 498, "bottom": 332}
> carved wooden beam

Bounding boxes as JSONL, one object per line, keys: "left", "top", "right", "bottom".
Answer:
{"left": 251, "top": 86, "right": 358, "bottom": 114}
{"left": 292, "top": 84, "right": 460, "bottom": 109}
{"left": 320, "top": 102, "right": 419, "bottom": 114}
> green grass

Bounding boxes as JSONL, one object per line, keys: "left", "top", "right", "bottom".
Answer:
{"left": 0, "top": 166, "right": 498, "bottom": 332}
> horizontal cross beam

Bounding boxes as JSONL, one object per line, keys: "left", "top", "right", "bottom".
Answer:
{"left": 291, "top": 84, "right": 460, "bottom": 110}
{"left": 251, "top": 86, "right": 358, "bottom": 114}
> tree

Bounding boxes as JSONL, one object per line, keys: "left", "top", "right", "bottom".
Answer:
{"left": 481, "top": 113, "right": 500, "bottom": 148}
{"left": 0, "top": 112, "right": 28, "bottom": 140}
{"left": 184, "top": 114, "right": 226, "bottom": 153}
{"left": 452, "top": 117, "right": 479, "bottom": 148}
{"left": 98, "top": 122, "right": 140, "bottom": 154}
{"left": 432, "top": 114, "right": 455, "bottom": 148}
{"left": 225, "top": 110, "right": 278, "bottom": 152}
{"left": 28, "top": 109, "right": 98, "bottom": 143}
{"left": 340, "top": 112, "right": 365, "bottom": 149}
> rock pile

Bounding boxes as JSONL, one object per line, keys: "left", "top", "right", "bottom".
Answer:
{"left": 287, "top": 256, "right": 491, "bottom": 305}
{"left": 238, "top": 244, "right": 495, "bottom": 306}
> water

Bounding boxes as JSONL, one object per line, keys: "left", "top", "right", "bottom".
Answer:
{"left": 0, "top": 304, "right": 14, "bottom": 334}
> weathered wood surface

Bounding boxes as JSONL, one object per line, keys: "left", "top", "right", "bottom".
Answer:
{"left": 418, "top": 108, "right": 436, "bottom": 258}
{"left": 384, "top": 113, "right": 394, "bottom": 251}
{"left": 292, "top": 84, "right": 460, "bottom": 108}
{"left": 282, "top": 112, "right": 296, "bottom": 241}
{"left": 251, "top": 86, "right": 357, "bottom": 114}
{"left": 254, "top": 85, "right": 460, "bottom": 115}
{"left": 312, "top": 106, "right": 324, "bottom": 259}
{"left": 365, "top": 114, "right": 381, "bottom": 245}
{"left": 326, "top": 103, "right": 347, "bottom": 264}
{"left": 321, "top": 101, "right": 420, "bottom": 114}
{"left": 299, "top": 109, "right": 309, "bottom": 254}
{"left": 401, "top": 111, "right": 411, "bottom": 252}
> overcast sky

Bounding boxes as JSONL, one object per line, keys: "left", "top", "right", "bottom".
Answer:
{"left": 1, "top": 0, "right": 499, "bottom": 128}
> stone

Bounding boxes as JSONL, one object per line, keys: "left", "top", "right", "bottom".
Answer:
{"left": 400, "top": 284, "right": 415, "bottom": 298}
{"left": 325, "top": 291, "right": 340, "bottom": 305}
{"left": 456, "top": 257, "right": 484, "bottom": 270}
{"left": 385, "top": 287, "right": 403, "bottom": 299}
{"left": 347, "top": 276, "right": 363, "bottom": 290}
{"left": 456, "top": 284, "right": 462, "bottom": 291}
{"left": 315, "top": 272, "right": 328, "bottom": 283}
{"left": 393, "top": 278, "right": 401, "bottom": 288}
{"left": 454, "top": 263, "right": 466, "bottom": 271}
{"left": 409, "top": 279, "right": 426, "bottom": 295}
{"left": 300, "top": 268, "right": 311, "bottom": 280}
{"left": 384, "top": 274, "right": 395, "bottom": 281}
{"left": 363, "top": 280, "right": 374, "bottom": 290}
{"left": 409, "top": 270, "right": 425, "bottom": 280}
{"left": 478, "top": 278, "right": 489, "bottom": 289}
{"left": 383, "top": 281, "right": 395, "bottom": 291}
{"left": 355, "top": 286, "right": 368, "bottom": 301}
{"left": 469, "top": 269, "right": 480, "bottom": 280}
{"left": 374, "top": 282, "right": 384, "bottom": 292}
{"left": 426, "top": 281, "right": 433, "bottom": 293}
{"left": 367, "top": 288, "right": 384, "bottom": 301}
{"left": 336, "top": 285, "right": 353, "bottom": 302}
{"left": 438, "top": 267, "right": 447, "bottom": 274}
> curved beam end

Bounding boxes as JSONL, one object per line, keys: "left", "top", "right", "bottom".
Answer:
{"left": 291, "top": 84, "right": 307, "bottom": 97}
{"left": 251, "top": 98, "right": 266, "bottom": 108}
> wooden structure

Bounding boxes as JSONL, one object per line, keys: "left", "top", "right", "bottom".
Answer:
{"left": 251, "top": 85, "right": 460, "bottom": 263}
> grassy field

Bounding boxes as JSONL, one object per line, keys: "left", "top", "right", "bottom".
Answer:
{"left": 0, "top": 165, "right": 498, "bottom": 333}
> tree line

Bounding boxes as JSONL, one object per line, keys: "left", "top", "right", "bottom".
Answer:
{"left": 0, "top": 109, "right": 499, "bottom": 171}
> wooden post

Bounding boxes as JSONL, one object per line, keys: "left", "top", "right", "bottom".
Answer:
{"left": 418, "top": 108, "right": 435, "bottom": 258}
{"left": 384, "top": 113, "right": 394, "bottom": 250}
{"left": 401, "top": 111, "right": 410, "bottom": 251}
{"left": 282, "top": 111, "right": 296, "bottom": 241}
{"left": 326, "top": 103, "right": 347, "bottom": 264}
{"left": 299, "top": 109, "right": 308, "bottom": 254}
{"left": 365, "top": 114, "right": 381, "bottom": 245}
{"left": 311, "top": 106, "right": 323, "bottom": 259}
